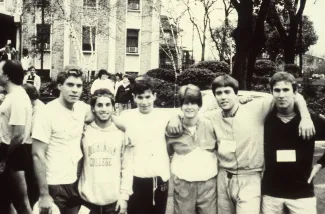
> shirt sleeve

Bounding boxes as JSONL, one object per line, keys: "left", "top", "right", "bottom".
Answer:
{"left": 32, "top": 107, "right": 52, "bottom": 144}
{"left": 313, "top": 115, "right": 325, "bottom": 167}
{"left": 9, "top": 99, "right": 27, "bottom": 126}
{"left": 119, "top": 133, "right": 134, "bottom": 201}
{"left": 246, "top": 95, "right": 274, "bottom": 122}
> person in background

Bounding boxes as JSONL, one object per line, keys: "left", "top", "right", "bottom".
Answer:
{"left": 21, "top": 49, "right": 32, "bottom": 73}
{"left": 0, "top": 60, "right": 33, "bottom": 214}
{"left": 115, "top": 75, "right": 132, "bottom": 113}
{"left": 166, "top": 84, "right": 218, "bottom": 214}
{"left": 0, "top": 41, "right": 17, "bottom": 61}
{"left": 114, "top": 73, "right": 123, "bottom": 97}
{"left": 0, "top": 85, "right": 6, "bottom": 105}
{"left": 20, "top": 84, "right": 45, "bottom": 209}
{"left": 78, "top": 89, "right": 133, "bottom": 214}
{"left": 23, "top": 66, "right": 41, "bottom": 92}
{"left": 90, "top": 69, "right": 115, "bottom": 95}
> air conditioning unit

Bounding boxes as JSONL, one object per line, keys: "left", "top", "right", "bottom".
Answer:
{"left": 128, "top": 3, "right": 139, "bottom": 10}
{"left": 128, "top": 47, "right": 138, "bottom": 53}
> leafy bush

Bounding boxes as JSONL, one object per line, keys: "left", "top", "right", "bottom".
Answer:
{"left": 177, "top": 68, "right": 217, "bottom": 90}
{"left": 146, "top": 68, "right": 175, "bottom": 83}
{"left": 254, "top": 59, "right": 276, "bottom": 77}
{"left": 190, "top": 60, "right": 230, "bottom": 74}
{"left": 284, "top": 64, "right": 300, "bottom": 77}
{"left": 151, "top": 78, "right": 179, "bottom": 108}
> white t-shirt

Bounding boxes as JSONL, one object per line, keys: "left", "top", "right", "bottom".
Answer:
{"left": 120, "top": 109, "right": 171, "bottom": 181}
{"left": 21, "top": 56, "right": 32, "bottom": 71}
{"left": 0, "top": 87, "right": 32, "bottom": 145}
{"left": 25, "top": 99, "right": 45, "bottom": 145}
{"left": 32, "top": 99, "right": 90, "bottom": 185}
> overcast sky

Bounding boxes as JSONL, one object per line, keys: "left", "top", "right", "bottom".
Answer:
{"left": 163, "top": 0, "right": 325, "bottom": 61}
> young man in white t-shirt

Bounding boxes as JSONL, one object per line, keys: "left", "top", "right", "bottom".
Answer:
{"left": 0, "top": 60, "right": 33, "bottom": 214}
{"left": 78, "top": 88, "right": 133, "bottom": 214}
{"left": 115, "top": 77, "right": 171, "bottom": 214}
{"left": 32, "top": 70, "right": 90, "bottom": 214}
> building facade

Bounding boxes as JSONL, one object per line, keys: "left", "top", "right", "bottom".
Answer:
{"left": 0, "top": 0, "right": 161, "bottom": 79}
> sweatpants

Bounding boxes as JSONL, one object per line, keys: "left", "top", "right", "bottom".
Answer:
{"left": 127, "top": 176, "right": 169, "bottom": 214}
{"left": 173, "top": 175, "right": 217, "bottom": 214}
{"left": 217, "top": 169, "right": 262, "bottom": 214}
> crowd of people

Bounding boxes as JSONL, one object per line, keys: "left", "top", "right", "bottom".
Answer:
{"left": 0, "top": 58, "right": 325, "bottom": 214}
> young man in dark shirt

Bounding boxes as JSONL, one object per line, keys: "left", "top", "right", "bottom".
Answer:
{"left": 262, "top": 71, "right": 325, "bottom": 214}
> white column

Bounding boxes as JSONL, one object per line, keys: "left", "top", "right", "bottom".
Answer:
{"left": 108, "top": 0, "right": 117, "bottom": 73}
{"left": 63, "top": 0, "right": 71, "bottom": 66}
{"left": 150, "top": 0, "right": 160, "bottom": 70}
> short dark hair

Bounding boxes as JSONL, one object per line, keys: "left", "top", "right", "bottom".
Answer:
{"left": 211, "top": 75, "right": 239, "bottom": 95}
{"left": 23, "top": 49, "right": 29, "bottom": 57}
{"left": 98, "top": 69, "right": 109, "bottom": 79}
{"left": 90, "top": 88, "right": 115, "bottom": 109}
{"left": 179, "top": 84, "right": 202, "bottom": 107}
{"left": 57, "top": 69, "right": 84, "bottom": 85}
{"left": 22, "top": 83, "right": 39, "bottom": 100}
{"left": 132, "top": 76, "right": 155, "bottom": 95}
{"left": 116, "top": 73, "right": 122, "bottom": 80}
{"left": 29, "top": 66, "right": 35, "bottom": 71}
{"left": 270, "top": 71, "right": 297, "bottom": 92}
{"left": 2, "top": 60, "right": 24, "bottom": 85}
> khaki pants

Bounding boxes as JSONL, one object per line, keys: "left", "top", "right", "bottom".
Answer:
{"left": 262, "top": 195, "right": 317, "bottom": 214}
{"left": 173, "top": 175, "right": 217, "bottom": 214}
{"left": 217, "top": 169, "right": 261, "bottom": 214}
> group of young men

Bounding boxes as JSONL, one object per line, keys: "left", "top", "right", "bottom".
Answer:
{"left": 0, "top": 58, "right": 325, "bottom": 214}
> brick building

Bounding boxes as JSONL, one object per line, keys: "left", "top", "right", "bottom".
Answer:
{"left": 0, "top": 0, "right": 161, "bottom": 79}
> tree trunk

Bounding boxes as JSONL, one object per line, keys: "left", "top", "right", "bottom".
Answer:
{"left": 246, "top": 0, "right": 270, "bottom": 90}
{"left": 232, "top": 0, "right": 253, "bottom": 89}
{"left": 201, "top": 41, "right": 205, "bottom": 61}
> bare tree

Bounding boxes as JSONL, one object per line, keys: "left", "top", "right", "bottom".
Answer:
{"left": 183, "top": 0, "right": 218, "bottom": 61}
{"left": 266, "top": 0, "right": 307, "bottom": 64}
{"left": 209, "top": 0, "right": 234, "bottom": 62}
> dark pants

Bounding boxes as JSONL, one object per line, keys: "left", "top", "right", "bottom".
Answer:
{"left": 83, "top": 200, "right": 119, "bottom": 214}
{"left": 49, "top": 182, "right": 82, "bottom": 214}
{"left": 10, "top": 144, "right": 39, "bottom": 207}
{"left": 0, "top": 144, "right": 11, "bottom": 214}
{"left": 127, "top": 176, "right": 169, "bottom": 214}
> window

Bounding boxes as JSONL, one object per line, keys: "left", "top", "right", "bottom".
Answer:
{"left": 128, "top": 0, "right": 140, "bottom": 10}
{"left": 84, "top": 0, "right": 96, "bottom": 7}
{"left": 126, "top": 29, "right": 139, "bottom": 53}
{"left": 82, "top": 26, "right": 96, "bottom": 51}
{"left": 36, "top": 24, "right": 51, "bottom": 51}
{"left": 35, "top": 0, "right": 50, "bottom": 7}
